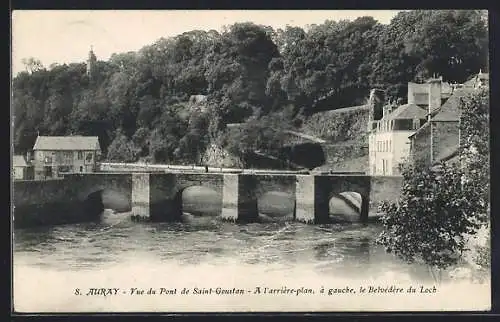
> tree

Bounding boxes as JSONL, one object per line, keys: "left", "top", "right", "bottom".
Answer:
{"left": 377, "top": 88, "right": 490, "bottom": 283}
{"left": 224, "top": 109, "right": 294, "bottom": 167}
{"left": 404, "top": 10, "right": 488, "bottom": 82}
{"left": 370, "top": 10, "right": 487, "bottom": 102}
{"left": 11, "top": 12, "right": 490, "bottom": 169}
{"left": 459, "top": 87, "right": 490, "bottom": 221}
{"left": 21, "top": 57, "right": 44, "bottom": 74}
{"left": 106, "top": 130, "right": 139, "bottom": 162}
{"left": 376, "top": 161, "right": 483, "bottom": 282}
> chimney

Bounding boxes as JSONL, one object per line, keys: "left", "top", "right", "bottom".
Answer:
{"left": 368, "top": 89, "right": 385, "bottom": 131}
{"left": 427, "top": 76, "right": 442, "bottom": 120}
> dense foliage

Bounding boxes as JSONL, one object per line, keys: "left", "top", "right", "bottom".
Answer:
{"left": 377, "top": 88, "right": 490, "bottom": 278}
{"left": 459, "top": 87, "right": 490, "bottom": 221}
{"left": 12, "top": 10, "right": 487, "bottom": 165}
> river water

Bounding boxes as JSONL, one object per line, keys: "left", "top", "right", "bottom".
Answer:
{"left": 13, "top": 210, "right": 491, "bottom": 312}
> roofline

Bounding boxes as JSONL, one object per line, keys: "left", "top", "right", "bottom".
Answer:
{"left": 408, "top": 122, "right": 430, "bottom": 138}
{"left": 33, "top": 148, "right": 101, "bottom": 151}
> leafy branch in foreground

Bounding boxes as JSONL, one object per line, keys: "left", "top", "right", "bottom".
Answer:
{"left": 377, "top": 88, "right": 490, "bottom": 282}
{"left": 377, "top": 162, "right": 484, "bottom": 274}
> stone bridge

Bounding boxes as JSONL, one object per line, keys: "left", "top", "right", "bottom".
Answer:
{"left": 13, "top": 172, "right": 403, "bottom": 228}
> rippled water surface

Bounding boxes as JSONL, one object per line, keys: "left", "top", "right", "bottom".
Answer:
{"left": 13, "top": 211, "right": 490, "bottom": 312}
{"left": 14, "top": 210, "right": 433, "bottom": 280}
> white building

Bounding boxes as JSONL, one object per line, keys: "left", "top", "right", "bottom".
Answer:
{"left": 369, "top": 103, "right": 427, "bottom": 176}
{"left": 369, "top": 71, "right": 489, "bottom": 176}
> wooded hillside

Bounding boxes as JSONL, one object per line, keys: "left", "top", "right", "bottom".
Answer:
{"left": 12, "top": 10, "right": 488, "bottom": 166}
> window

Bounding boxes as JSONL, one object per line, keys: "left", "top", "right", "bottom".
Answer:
{"left": 79, "top": 166, "right": 83, "bottom": 172}
{"left": 44, "top": 166, "right": 52, "bottom": 178}
{"left": 86, "top": 153, "right": 93, "bottom": 162}
{"left": 44, "top": 156, "right": 52, "bottom": 164}
{"left": 389, "top": 140, "right": 392, "bottom": 152}
{"left": 78, "top": 151, "right": 83, "bottom": 160}
{"left": 63, "top": 151, "right": 73, "bottom": 164}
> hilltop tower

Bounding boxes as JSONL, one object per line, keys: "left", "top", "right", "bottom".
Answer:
{"left": 86, "top": 45, "right": 97, "bottom": 79}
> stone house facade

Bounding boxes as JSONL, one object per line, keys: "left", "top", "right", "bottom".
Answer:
{"left": 368, "top": 71, "right": 488, "bottom": 175}
{"left": 32, "top": 136, "right": 101, "bottom": 180}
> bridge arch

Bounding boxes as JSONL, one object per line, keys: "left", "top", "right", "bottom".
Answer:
{"left": 309, "top": 175, "right": 371, "bottom": 224}
{"left": 176, "top": 185, "right": 222, "bottom": 217}
{"left": 68, "top": 173, "right": 133, "bottom": 222}
{"left": 81, "top": 188, "right": 132, "bottom": 217}
{"left": 329, "top": 191, "right": 364, "bottom": 223}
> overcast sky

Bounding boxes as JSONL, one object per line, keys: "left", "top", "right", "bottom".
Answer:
{"left": 12, "top": 10, "right": 402, "bottom": 75}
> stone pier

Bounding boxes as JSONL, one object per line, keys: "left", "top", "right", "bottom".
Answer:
{"left": 132, "top": 173, "right": 150, "bottom": 217}
{"left": 13, "top": 172, "right": 404, "bottom": 228}
{"left": 221, "top": 174, "right": 258, "bottom": 222}
{"left": 295, "top": 175, "right": 316, "bottom": 223}
{"left": 221, "top": 174, "right": 239, "bottom": 221}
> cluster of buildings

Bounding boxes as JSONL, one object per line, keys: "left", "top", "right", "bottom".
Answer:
{"left": 368, "top": 71, "right": 488, "bottom": 176}
{"left": 13, "top": 136, "right": 101, "bottom": 181}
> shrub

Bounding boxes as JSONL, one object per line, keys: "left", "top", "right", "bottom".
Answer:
{"left": 376, "top": 161, "right": 485, "bottom": 281}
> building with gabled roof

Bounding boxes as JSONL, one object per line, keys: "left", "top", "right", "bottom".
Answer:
{"left": 409, "top": 85, "right": 479, "bottom": 166}
{"left": 33, "top": 136, "right": 101, "bottom": 151}
{"left": 32, "top": 135, "right": 101, "bottom": 179}
{"left": 368, "top": 100, "right": 428, "bottom": 175}
{"left": 368, "top": 71, "right": 489, "bottom": 175}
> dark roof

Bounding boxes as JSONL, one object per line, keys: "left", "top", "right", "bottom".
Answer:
{"left": 432, "top": 109, "right": 460, "bottom": 122}
{"left": 33, "top": 136, "right": 100, "bottom": 151}
{"left": 13, "top": 155, "right": 29, "bottom": 167}
{"left": 431, "top": 88, "right": 474, "bottom": 122}
{"left": 384, "top": 103, "right": 427, "bottom": 120}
